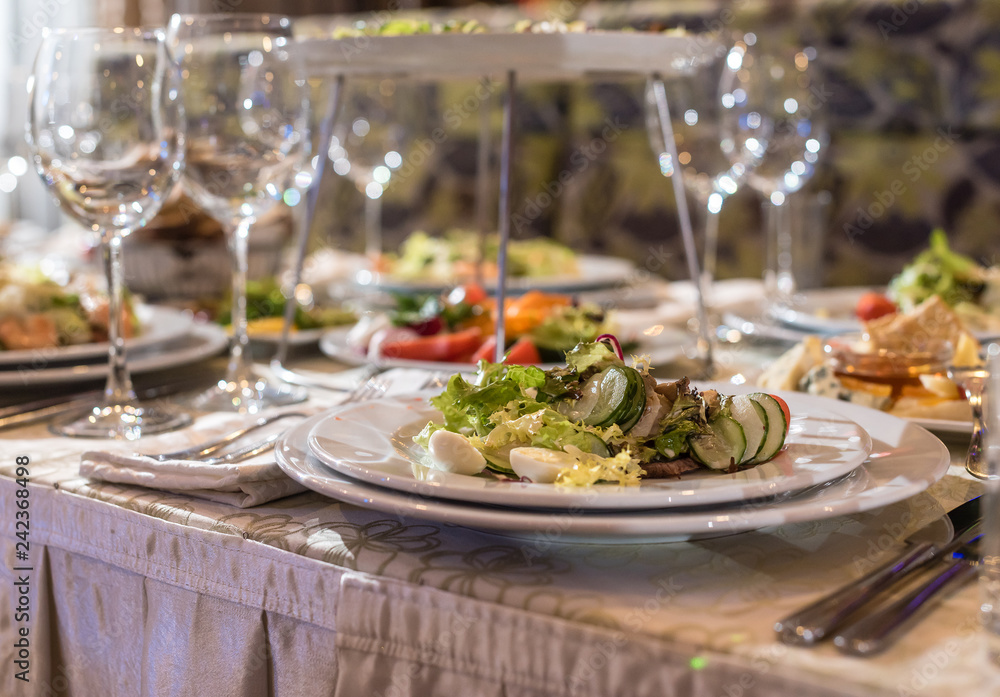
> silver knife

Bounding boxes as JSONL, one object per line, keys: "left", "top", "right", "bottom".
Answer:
{"left": 774, "top": 496, "right": 981, "bottom": 646}
{"left": 833, "top": 533, "right": 981, "bottom": 656}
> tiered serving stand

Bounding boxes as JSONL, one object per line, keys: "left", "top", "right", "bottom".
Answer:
{"left": 272, "top": 29, "right": 721, "bottom": 381}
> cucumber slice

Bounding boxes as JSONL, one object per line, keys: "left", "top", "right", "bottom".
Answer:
{"left": 729, "top": 395, "right": 768, "bottom": 464}
{"left": 747, "top": 393, "right": 788, "bottom": 465}
{"left": 481, "top": 444, "right": 518, "bottom": 475}
{"left": 572, "top": 366, "right": 643, "bottom": 429}
{"left": 616, "top": 368, "right": 647, "bottom": 432}
{"left": 579, "top": 431, "right": 611, "bottom": 457}
{"left": 690, "top": 415, "right": 746, "bottom": 470}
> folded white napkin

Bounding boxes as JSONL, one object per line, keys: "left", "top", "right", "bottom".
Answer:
{"left": 80, "top": 409, "right": 313, "bottom": 508}
{"left": 78, "top": 368, "right": 443, "bottom": 508}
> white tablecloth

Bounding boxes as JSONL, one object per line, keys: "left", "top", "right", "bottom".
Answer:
{"left": 2, "top": 359, "right": 1000, "bottom": 696}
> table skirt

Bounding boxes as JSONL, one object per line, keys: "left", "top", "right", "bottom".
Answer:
{"left": 2, "top": 477, "right": 891, "bottom": 697}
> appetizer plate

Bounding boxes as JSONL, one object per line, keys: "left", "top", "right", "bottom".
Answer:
{"left": 0, "top": 322, "right": 228, "bottom": 387}
{"left": 354, "top": 255, "right": 636, "bottom": 295}
{"left": 318, "top": 325, "right": 692, "bottom": 373}
{"left": 773, "top": 286, "right": 1000, "bottom": 341}
{"left": 275, "top": 401, "right": 949, "bottom": 541}
{"left": 304, "top": 389, "right": 872, "bottom": 510}
{"left": 299, "top": 31, "right": 713, "bottom": 81}
{"left": 0, "top": 305, "right": 194, "bottom": 367}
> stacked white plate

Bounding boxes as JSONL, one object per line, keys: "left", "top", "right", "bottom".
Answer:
{"left": 0, "top": 305, "right": 229, "bottom": 388}
{"left": 274, "top": 383, "right": 952, "bottom": 542}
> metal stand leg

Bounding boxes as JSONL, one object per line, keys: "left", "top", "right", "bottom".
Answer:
{"left": 271, "top": 74, "right": 345, "bottom": 389}
{"left": 493, "top": 70, "right": 516, "bottom": 363}
{"left": 475, "top": 78, "right": 492, "bottom": 287}
{"left": 650, "top": 73, "right": 714, "bottom": 374}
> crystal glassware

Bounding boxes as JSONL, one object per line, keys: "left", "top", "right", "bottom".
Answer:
{"left": 720, "top": 36, "right": 829, "bottom": 311}
{"left": 27, "top": 27, "right": 190, "bottom": 438}
{"left": 646, "top": 42, "right": 766, "bottom": 303}
{"left": 166, "top": 13, "right": 310, "bottom": 413}
{"left": 329, "top": 77, "right": 415, "bottom": 262}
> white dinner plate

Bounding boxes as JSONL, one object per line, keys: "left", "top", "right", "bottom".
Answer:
{"left": 907, "top": 417, "right": 972, "bottom": 434}
{"left": 773, "top": 286, "right": 1000, "bottom": 341}
{"left": 246, "top": 327, "right": 328, "bottom": 346}
{"left": 0, "top": 304, "right": 194, "bottom": 367}
{"left": 318, "top": 324, "right": 692, "bottom": 373}
{"left": 355, "top": 255, "right": 636, "bottom": 295}
{"left": 275, "top": 397, "right": 950, "bottom": 541}
{"left": 0, "top": 322, "right": 228, "bottom": 387}
{"left": 305, "top": 389, "right": 872, "bottom": 510}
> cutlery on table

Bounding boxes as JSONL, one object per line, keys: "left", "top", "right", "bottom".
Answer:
{"left": 774, "top": 496, "right": 981, "bottom": 646}
{"left": 137, "top": 370, "right": 418, "bottom": 463}
{"left": 946, "top": 365, "right": 989, "bottom": 479}
{"left": 833, "top": 533, "right": 982, "bottom": 656}
{"left": 150, "top": 411, "right": 309, "bottom": 462}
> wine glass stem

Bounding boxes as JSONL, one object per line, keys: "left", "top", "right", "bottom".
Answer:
{"left": 765, "top": 200, "right": 794, "bottom": 305}
{"left": 102, "top": 231, "right": 136, "bottom": 404}
{"left": 225, "top": 217, "right": 255, "bottom": 385}
{"left": 702, "top": 201, "right": 720, "bottom": 302}
{"left": 365, "top": 194, "right": 383, "bottom": 260}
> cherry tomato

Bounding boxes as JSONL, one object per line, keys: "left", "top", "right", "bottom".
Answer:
{"left": 769, "top": 394, "right": 791, "bottom": 436}
{"left": 447, "top": 283, "right": 488, "bottom": 307}
{"left": 855, "top": 292, "right": 897, "bottom": 321}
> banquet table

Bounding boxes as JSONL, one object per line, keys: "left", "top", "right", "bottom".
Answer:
{"left": 1, "top": 340, "right": 999, "bottom": 697}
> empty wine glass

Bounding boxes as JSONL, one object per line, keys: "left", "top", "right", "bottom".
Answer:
{"left": 721, "top": 35, "right": 829, "bottom": 312}
{"left": 166, "top": 13, "right": 310, "bottom": 413}
{"left": 328, "top": 77, "right": 414, "bottom": 262}
{"left": 646, "top": 44, "right": 767, "bottom": 303}
{"left": 27, "top": 27, "right": 190, "bottom": 439}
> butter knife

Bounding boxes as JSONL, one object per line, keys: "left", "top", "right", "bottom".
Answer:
{"left": 833, "top": 534, "right": 981, "bottom": 656}
{"left": 775, "top": 496, "right": 981, "bottom": 646}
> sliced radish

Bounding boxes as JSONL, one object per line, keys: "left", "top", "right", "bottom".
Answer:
{"left": 747, "top": 393, "right": 788, "bottom": 464}
{"left": 729, "top": 395, "right": 769, "bottom": 464}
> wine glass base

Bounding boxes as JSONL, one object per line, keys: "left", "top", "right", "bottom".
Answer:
{"left": 51, "top": 402, "right": 192, "bottom": 439}
{"left": 191, "top": 375, "right": 308, "bottom": 414}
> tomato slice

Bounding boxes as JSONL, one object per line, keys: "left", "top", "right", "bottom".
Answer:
{"left": 377, "top": 327, "right": 484, "bottom": 362}
{"left": 470, "top": 336, "right": 541, "bottom": 365}
{"left": 471, "top": 336, "right": 497, "bottom": 364}
{"left": 503, "top": 337, "right": 541, "bottom": 365}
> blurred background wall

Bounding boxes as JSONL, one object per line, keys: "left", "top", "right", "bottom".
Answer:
{"left": 3, "top": 0, "right": 998, "bottom": 290}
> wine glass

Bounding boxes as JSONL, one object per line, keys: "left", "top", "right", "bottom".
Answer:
{"left": 27, "top": 27, "right": 190, "bottom": 439}
{"left": 166, "top": 13, "right": 310, "bottom": 413}
{"left": 646, "top": 45, "right": 767, "bottom": 304}
{"left": 328, "top": 76, "right": 414, "bottom": 262}
{"left": 720, "top": 36, "right": 829, "bottom": 312}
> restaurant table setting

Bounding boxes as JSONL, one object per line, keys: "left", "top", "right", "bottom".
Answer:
{"left": 2, "top": 346, "right": 999, "bottom": 696}
{"left": 4, "top": 10, "right": 1000, "bottom": 697}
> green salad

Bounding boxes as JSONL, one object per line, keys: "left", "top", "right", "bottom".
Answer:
{"left": 382, "top": 229, "right": 579, "bottom": 282}
{"left": 414, "top": 340, "right": 789, "bottom": 486}
{"left": 888, "top": 229, "right": 1000, "bottom": 332}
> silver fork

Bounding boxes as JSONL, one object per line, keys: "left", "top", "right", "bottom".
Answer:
{"left": 145, "top": 370, "right": 440, "bottom": 464}
{"left": 150, "top": 411, "right": 309, "bottom": 462}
